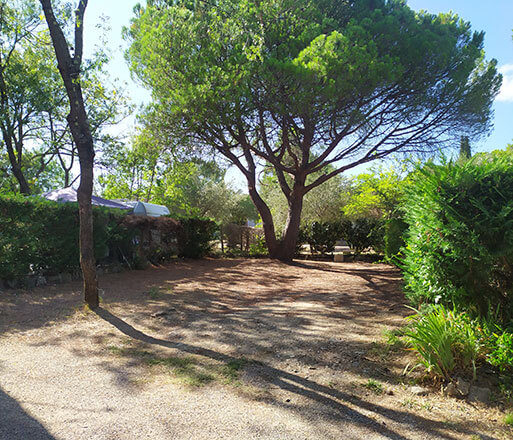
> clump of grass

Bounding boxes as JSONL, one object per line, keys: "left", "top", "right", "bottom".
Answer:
{"left": 504, "top": 412, "right": 513, "bottom": 426}
{"left": 382, "top": 328, "right": 407, "bottom": 350}
{"left": 405, "top": 305, "right": 482, "bottom": 380}
{"left": 221, "top": 358, "right": 251, "bottom": 383}
{"left": 362, "top": 379, "right": 383, "bottom": 395}
{"left": 147, "top": 356, "right": 215, "bottom": 386}
{"left": 401, "top": 398, "right": 418, "bottom": 409}
{"left": 108, "top": 345, "right": 152, "bottom": 358}
{"left": 145, "top": 287, "right": 160, "bottom": 299}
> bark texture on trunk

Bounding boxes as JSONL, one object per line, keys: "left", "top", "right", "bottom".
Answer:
{"left": 248, "top": 180, "right": 305, "bottom": 263}
{"left": 4, "top": 137, "right": 31, "bottom": 194}
{"left": 272, "top": 188, "right": 304, "bottom": 262}
{"left": 40, "top": 0, "right": 98, "bottom": 308}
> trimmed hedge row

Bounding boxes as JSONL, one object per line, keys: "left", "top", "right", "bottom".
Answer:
{"left": 402, "top": 157, "right": 513, "bottom": 323}
{"left": 0, "top": 195, "right": 216, "bottom": 282}
{"left": 298, "top": 219, "right": 384, "bottom": 256}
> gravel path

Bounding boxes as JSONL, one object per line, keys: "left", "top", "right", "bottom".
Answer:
{"left": 0, "top": 259, "right": 510, "bottom": 439}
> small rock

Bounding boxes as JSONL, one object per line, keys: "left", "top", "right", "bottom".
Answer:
{"left": 285, "top": 398, "right": 291, "bottom": 403}
{"left": 468, "top": 386, "right": 491, "bottom": 404}
{"left": 444, "top": 382, "right": 459, "bottom": 398}
{"left": 151, "top": 311, "right": 168, "bottom": 318}
{"left": 410, "top": 386, "right": 429, "bottom": 396}
{"left": 456, "top": 377, "right": 470, "bottom": 397}
{"left": 386, "top": 389, "right": 394, "bottom": 396}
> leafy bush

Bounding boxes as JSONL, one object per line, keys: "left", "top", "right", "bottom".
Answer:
{"left": 384, "top": 218, "right": 408, "bottom": 259}
{"left": 487, "top": 330, "right": 513, "bottom": 374}
{"left": 402, "top": 158, "right": 513, "bottom": 322}
{"left": 176, "top": 217, "right": 217, "bottom": 259}
{"left": 248, "top": 235, "right": 268, "bottom": 257}
{"left": 340, "top": 218, "right": 384, "bottom": 255}
{"left": 0, "top": 195, "right": 134, "bottom": 280}
{"left": 303, "top": 221, "right": 341, "bottom": 255}
{"left": 405, "top": 305, "right": 483, "bottom": 380}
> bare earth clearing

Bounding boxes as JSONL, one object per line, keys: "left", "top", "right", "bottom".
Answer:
{"left": 0, "top": 259, "right": 511, "bottom": 440}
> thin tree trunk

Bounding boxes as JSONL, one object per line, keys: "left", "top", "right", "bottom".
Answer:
{"left": 247, "top": 186, "right": 280, "bottom": 256}
{"left": 3, "top": 130, "right": 31, "bottom": 194}
{"left": 40, "top": 0, "right": 98, "bottom": 308}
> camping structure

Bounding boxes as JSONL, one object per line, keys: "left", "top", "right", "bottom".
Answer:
{"left": 43, "top": 188, "right": 131, "bottom": 210}
{"left": 120, "top": 201, "right": 171, "bottom": 217}
{"left": 42, "top": 189, "right": 171, "bottom": 217}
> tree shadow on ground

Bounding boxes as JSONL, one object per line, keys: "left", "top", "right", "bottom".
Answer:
{"left": 0, "top": 388, "right": 56, "bottom": 440}
{"left": 94, "top": 307, "right": 485, "bottom": 440}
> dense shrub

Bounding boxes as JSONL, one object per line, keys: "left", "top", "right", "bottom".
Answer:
{"left": 248, "top": 234, "right": 268, "bottom": 257}
{"left": 487, "top": 330, "right": 513, "bottom": 374}
{"left": 176, "top": 216, "right": 217, "bottom": 259}
{"left": 384, "top": 218, "right": 408, "bottom": 259}
{"left": 303, "top": 221, "right": 341, "bottom": 255}
{"left": 402, "top": 158, "right": 513, "bottom": 322}
{"left": 340, "top": 218, "right": 384, "bottom": 255}
{"left": 295, "top": 226, "right": 308, "bottom": 255}
{"left": 0, "top": 195, "right": 135, "bottom": 280}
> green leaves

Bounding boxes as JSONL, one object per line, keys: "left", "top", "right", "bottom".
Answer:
{"left": 402, "top": 153, "right": 513, "bottom": 322}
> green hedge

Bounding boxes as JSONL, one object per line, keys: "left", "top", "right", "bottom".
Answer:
{"left": 402, "top": 157, "right": 513, "bottom": 322}
{"left": 340, "top": 218, "right": 384, "bottom": 255}
{"left": 0, "top": 196, "right": 217, "bottom": 282}
{"left": 176, "top": 216, "right": 218, "bottom": 259}
{"left": 384, "top": 217, "right": 408, "bottom": 259}
{"left": 0, "top": 195, "right": 134, "bottom": 280}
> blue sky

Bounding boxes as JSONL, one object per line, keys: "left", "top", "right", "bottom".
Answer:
{"left": 83, "top": 0, "right": 513, "bottom": 162}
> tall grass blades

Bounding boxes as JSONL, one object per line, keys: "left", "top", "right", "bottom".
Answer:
{"left": 405, "top": 305, "right": 483, "bottom": 380}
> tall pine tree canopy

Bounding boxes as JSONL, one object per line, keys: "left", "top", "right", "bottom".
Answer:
{"left": 126, "top": 0, "right": 502, "bottom": 261}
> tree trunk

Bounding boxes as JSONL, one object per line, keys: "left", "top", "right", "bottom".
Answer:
{"left": 3, "top": 132, "right": 31, "bottom": 194}
{"left": 75, "top": 129, "right": 98, "bottom": 308}
{"left": 247, "top": 181, "right": 304, "bottom": 262}
{"left": 270, "top": 187, "right": 304, "bottom": 262}
{"left": 10, "top": 162, "right": 31, "bottom": 194}
{"left": 40, "top": 0, "right": 98, "bottom": 308}
{"left": 247, "top": 186, "right": 279, "bottom": 256}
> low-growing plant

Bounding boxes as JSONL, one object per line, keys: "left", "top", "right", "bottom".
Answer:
{"left": 487, "top": 331, "right": 513, "bottom": 374}
{"left": 248, "top": 235, "right": 268, "bottom": 257}
{"left": 405, "top": 305, "right": 483, "bottom": 380}
{"left": 504, "top": 412, "right": 513, "bottom": 426}
{"left": 362, "top": 379, "right": 384, "bottom": 395}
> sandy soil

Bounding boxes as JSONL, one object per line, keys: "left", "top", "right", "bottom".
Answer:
{"left": 0, "top": 258, "right": 511, "bottom": 440}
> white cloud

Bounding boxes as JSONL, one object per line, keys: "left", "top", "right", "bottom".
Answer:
{"left": 496, "top": 64, "right": 513, "bottom": 102}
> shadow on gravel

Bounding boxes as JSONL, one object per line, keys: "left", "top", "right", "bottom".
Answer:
{"left": 95, "top": 307, "right": 476, "bottom": 440}
{"left": 0, "top": 388, "right": 56, "bottom": 440}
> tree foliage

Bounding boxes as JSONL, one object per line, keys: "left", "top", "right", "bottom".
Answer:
{"left": 0, "top": 0, "right": 129, "bottom": 195}
{"left": 126, "top": 0, "right": 501, "bottom": 260}
{"left": 100, "top": 133, "right": 258, "bottom": 224}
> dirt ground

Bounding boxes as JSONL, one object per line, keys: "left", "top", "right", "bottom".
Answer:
{"left": 0, "top": 259, "right": 511, "bottom": 440}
